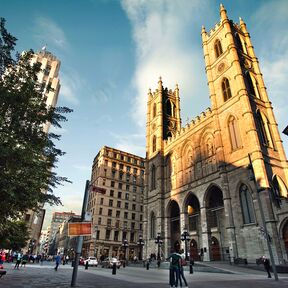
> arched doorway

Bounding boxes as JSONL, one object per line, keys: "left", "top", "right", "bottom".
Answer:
{"left": 169, "top": 200, "right": 180, "bottom": 250}
{"left": 283, "top": 221, "right": 288, "bottom": 258}
{"left": 205, "top": 185, "right": 224, "bottom": 261}
{"left": 190, "top": 239, "right": 199, "bottom": 261}
{"left": 210, "top": 236, "right": 221, "bottom": 261}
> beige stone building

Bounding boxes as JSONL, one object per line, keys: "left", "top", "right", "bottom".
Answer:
{"left": 83, "top": 146, "right": 145, "bottom": 260}
{"left": 144, "top": 5, "right": 288, "bottom": 264}
{"left": 24, "top": 49, "right": 61, "bottom": 254}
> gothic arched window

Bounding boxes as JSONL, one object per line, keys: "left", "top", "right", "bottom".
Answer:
{"left": 245, "top": 71, "right": 256, "bottom": 97}
{"left": 151, "top": 164, "right": 156, "bottom": 190}
{"left": 153, "top": 103, "right": 157, "bottom": 118}
{"left": 167, "top": 100, "right": 172, "bottom": 116}
{"left": 214, "top": 39, "right": 223, "bottom": 58}
{"left": 256, "top": 111, "right": 273, "bottom": 148}
{"left": 240, "top": 184, "right": 255, "bottom": 224}
{"left": 228, "top": 116, "right": 241, "bottom": 150}
{"left": 150, "top": 212, "right": 156, "bottom": 238}
{"left": 152, "top": 135, "right": 156, "bottom": 152}
{"left": 235, "top": 33, "right": 244, "bottom": 53}
{"left": 222, "top": 78, "right": 232, "bottom": 101}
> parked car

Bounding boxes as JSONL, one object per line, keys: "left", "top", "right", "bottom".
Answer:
{"left": 79, "top": 257, "right": 85, "bottom": 265}
{"left": 101, "top": 257, "right": 121, "bottom": 269}
{"left": 84, "top": 256, "right": 98, "bottom": 267}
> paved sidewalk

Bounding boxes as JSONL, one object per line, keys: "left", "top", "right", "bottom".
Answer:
{"left": 1, "top": 262, "right": 288, "bottom": 288}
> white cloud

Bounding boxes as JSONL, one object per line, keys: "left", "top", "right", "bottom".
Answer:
{"left": 34, "top": 17, "right": 68, "bottom": 50}
{"left": 121, "top": 0, "right": 209, "bottom": 128}
{"left": 60, "top": 70, "right": 82, "bottom": 105}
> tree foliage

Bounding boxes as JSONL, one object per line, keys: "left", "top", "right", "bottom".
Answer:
{"left": 0, "top": 18, "right": 72, "bottom": 230}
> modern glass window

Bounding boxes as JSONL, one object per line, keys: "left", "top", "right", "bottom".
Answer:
{"left": 240, "top": 184, "right": 255, "bottom": 224}
{"left": 222, "top": 78, "right": 232, "bottom": 101}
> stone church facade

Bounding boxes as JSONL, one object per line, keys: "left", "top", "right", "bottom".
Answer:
{"left": 143, "top": 5, "right": 288, "bottom": 264}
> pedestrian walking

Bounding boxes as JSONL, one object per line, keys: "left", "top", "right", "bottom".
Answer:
{"left": 262, "top": 256, "right": 272, "bottom": 278}
{"left": 54, "top": 254, "right": 61, "bottom": 271}
{"left": 167, "top": 242, "right": 181, "bottom": 288}
{"left": 65, "top": 255, "right": 69, "bottom": 264}
{"left": 179, "top": 249, "right": 188, "bottom": 287}
{"left": 21, "top": 254, "right": 29, "bottom": 267}
{"left": 14, "top": 252, "right": 22, "bottom": 269}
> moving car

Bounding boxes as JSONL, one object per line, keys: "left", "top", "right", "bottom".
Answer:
{"left": 84, "top": 257, "right": 98, "bottom": 267}
{"left": 101, "top": 257, "right": 121, "bottom": 269}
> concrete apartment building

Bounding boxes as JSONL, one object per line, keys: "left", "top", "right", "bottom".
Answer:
{"left": 83, "top": 146, "right": 145, "bottom": 261}
{"left": 144, "top": 4, "right": 288, "bottom": 264}
{"left": 24, "top": 49, "right": 61, "bottom": 254}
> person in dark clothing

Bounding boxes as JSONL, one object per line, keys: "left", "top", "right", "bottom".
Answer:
{"left": 54, "top": 254, "right": 61, "bottom": 271}
{"left": 262, "top": 256, "right": 272, "bottom": 278}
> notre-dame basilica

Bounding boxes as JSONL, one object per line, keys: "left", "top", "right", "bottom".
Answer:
{"left": 143, "top": 4, "right": 288, "bottom": 264}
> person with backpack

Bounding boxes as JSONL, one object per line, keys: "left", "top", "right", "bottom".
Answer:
{"left": 179, "top": 249, "right": 188, "bottom": 287}
{"left": 167, "top": 242, "right": 182, "bottom": 288}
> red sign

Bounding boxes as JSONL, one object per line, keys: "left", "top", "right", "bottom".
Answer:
{"left": 68, "top": 222, "right": 92, "bottom": 236}
{"left": 91, "top": 186, "right": 106, "bottom": 194}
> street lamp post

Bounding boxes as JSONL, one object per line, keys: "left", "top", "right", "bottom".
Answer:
{"left": 155, "top": 232, "right": 163, "bottom": 262}
{"left": 137, "top": 235, "right": 145, "bottom": 261}
{"left": 181, "top": 228, "right": 190, "bottom": 261}
{"left": 122, "top": 239, "right": 129, "bottom": 267}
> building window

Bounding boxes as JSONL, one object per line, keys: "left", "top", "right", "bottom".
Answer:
{"left": 104, "top": 169, "right": 107, "bottom": 176}
{"left": 116, "top": 210, "right": 120, "bottom": 218}
{"left": 44, "top": 65, "right": 51, "bottom": 76}
{"left": 112, "top": 162, "right": 116, "bottom": 168}
{"left": 228, "top": 116, "right": 241, "bottom": 150}
{"left": 108, "top": 209, "right": 112, "bottom": 217}
{"left": 130, "top": 232, "right": 134, "bottom": 243}
{"left": 118, "top": 191, "right": 122, "bottom": 199}
{"left": 121, "top": 155, "right": 124, "bottom": 161}
{"left": 126, "top": 166, "right": 131, "bottom": 172}
{"left": 107, "top": 218, "right": 112, "bottom": 226}
{"left": 126, "top": 185, "right": 130, "bottom": 191}
{"left": 109, "top": 199, "right": 113, "bottom": 207}
{"left": 114, "top": 231, "right": 119, "bottom": 241}
{"left": 126, "top": 174, "right": 130, "bottom": 182}
{"left": 139, "top": 223, "right": 143, "bottom": 231}
{"left": 131, "top": 222, "right": 135, "bottom": 230}
{"left": 110, "top": 190, "right": 114, "bottom": 197}
{"left": 141, "top": 161, "right": 145, "bottom": 167}
{"left": 140, "top": 214, "right": 143, "bottom": 221}
{"left": 132, "top": 213, "right": 135, "bottom": 220}
{"left": 150, "top": 212, "right": 155, "bottom": 238}
{"left": 125, "top": 202, "right": 129, "bottom": 209}
{"left": 124, "top": 212, "right": 128, "bottom": 219}
{"left": 152, "top": 136, "right": 156, "bottom": 152}
{"left": 120, "top": 163, "right": 124, "bottom": 169}
{"left": 133, "top": 159, "right": 137, "bottom": 165}
{"left": 127, "top": 157, "right": 131, "bottom": 163}
{"left": 100, "top": 198, "right": 104, "bottom": 205}
{"left": 113, "top": 152, "right": 117, "bottom": 158}
{"left": 99, "top": 207, "right": 103, "bottom": 215}
{"left": 117, "top": 201, "right": 121, "bottom": 208}
{"left": 119, "top": 172, "right": 123, "bottom": 180}
{"left": 112, "top": 170, "right": 116, "bottom": 178}
{"left": 257, "top": 111, "right": 273, "bottom": 148}
{"left": 151, "top": 164, "right": 156, "bottom": 190}
{"left": 98, "top": 217, "right": 102, "bottom": 225}
{"left": 222, "top": 78, "right": 232, "bottom": 102}
{"left": 115, "top": 220, "right": 120, "bottom": 229}
{"left": 132, "top": 204, "right": 136, "bottom": 210}
{"left": 102, "top": 179, "right": 106, "bottom": 186}
{"left": 133, "top": 168, "right": 137, "bottom": 174}
{"left": 111, "top": 181, "right": 115, "bottom": 187}
{"left": 125, "top": 193, "right": 129, "bottom": 200}
{"left": 96, "top": 230, "right": 100, "bottom": 240}
{"left": 214, "top": 39, "right": 223, "bottom": 58}
{"left": 119, "top": 183, "right": 122, "bottom": 189}
{"left": 123, "top": 222, "right": 127, "bottom": 230}
{"left": 105, "top": 230, "right": 111, "bottom": 240}
{"left": 132, "top": 195, "right": 136, "bottom": 201}
{"left": 240, "top": 184, "right": 255, "bottom": 224}
{"left": 140, "top": 205, "right": 143, "bottom": 212}
{"left": 133, "top": 186, "right": 137, "bottom": 193}
{"left": 153, "top": 103, "right": 157, "bottom": 118}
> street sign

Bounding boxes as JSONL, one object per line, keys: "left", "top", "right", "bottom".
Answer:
{"left": 68, "top": 222, "right": 92, "bottom": 236}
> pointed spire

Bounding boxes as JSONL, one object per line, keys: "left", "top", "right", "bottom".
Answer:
{"left": 201, "top": 25, "right": 207, "bottom": 41}
{"left": 148, "top": 88, "right": 152, "bottom": 100}
{"left": 158, "top": 76, "right": 163, "bottom": 90}
{"left": 220, "top": 3, "right": 228, "bottom": 21}
{"left": 239, "top": 17, "right": 247, "bottom": 32}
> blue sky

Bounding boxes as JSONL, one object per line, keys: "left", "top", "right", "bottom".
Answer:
{"left": 2, "top": 0, "right": 288, "bottom": 228}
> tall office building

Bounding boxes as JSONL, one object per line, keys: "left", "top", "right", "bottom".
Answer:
{"left": 144, "top": 4, "right": 288, "bottom": 264}
{"left": 24, "top": 49, "right": 61, "bottom": 254}
{"left": 83, "top": 146, "right": 145, "bottom": 260}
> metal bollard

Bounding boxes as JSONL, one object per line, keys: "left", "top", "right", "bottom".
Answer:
{"left": 146, "top": 261, "right": 149, "bottom": 270}
{"left": 189, "top": 262, "right": 194, "bottom": 274}
{"left": 112, "top": 263, "right": 116, "bottom": 275}
{"left": 85, "top": 261, "right": 88, "bottom": 270}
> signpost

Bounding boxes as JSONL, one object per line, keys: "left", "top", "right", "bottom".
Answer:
{"left": 68, "top": 222, "right": 92, "bottom": 237}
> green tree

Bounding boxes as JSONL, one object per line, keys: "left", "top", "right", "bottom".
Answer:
{"left": 0, "top": 18, "right": 72, "bottom": 232}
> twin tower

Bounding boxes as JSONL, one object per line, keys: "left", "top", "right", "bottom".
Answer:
{"left": 144, "top": 5, "right": 288, "bottom": 263}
